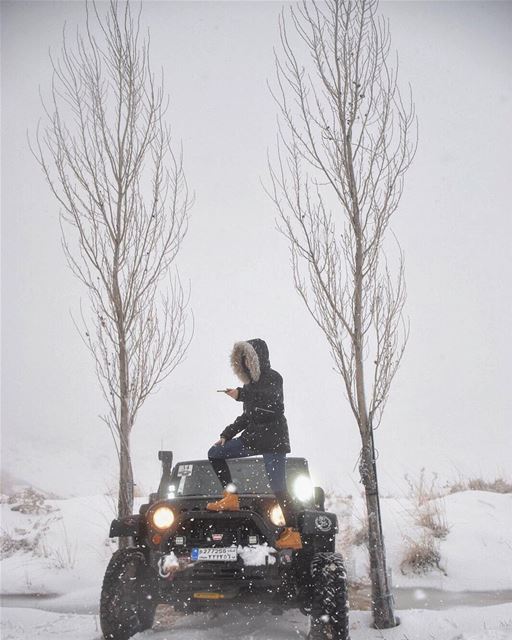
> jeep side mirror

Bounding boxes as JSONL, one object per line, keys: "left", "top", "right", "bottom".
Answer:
{"left": 157, "top": 450, "right": 173, "bottom": 497}
{"left": 314, "top": 486, "right": 325, "bottom": 511}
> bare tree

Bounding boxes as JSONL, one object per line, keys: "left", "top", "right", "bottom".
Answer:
{"left": 268, "top": 0, "right": 416, "bottom": 629}
{"left": 33, "top": 1, "right": 192, "bottom": 524}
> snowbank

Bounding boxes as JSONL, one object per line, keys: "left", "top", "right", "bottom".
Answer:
{"left": 332, "top": 491, "right": 512, "bottom": 592}
{"left": 1, "top": 606, "right": 100, "bottom": 640}
{"left": 0, "top": 494, "right": 145, "bottom": 602}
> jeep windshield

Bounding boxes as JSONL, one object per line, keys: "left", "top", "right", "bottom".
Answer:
{"left": 164, "top": 457, "right": 314, "bottom": 501}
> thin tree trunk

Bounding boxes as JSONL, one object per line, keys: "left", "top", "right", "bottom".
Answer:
{"left": 354, "top": 223, "right": 397, "bottom": 627}
{"left": 117, "top": 328, "right": 133, "bottom": 522}
{"left": 114, "top": 238, "right": 133, "bottom": 522}
{"left": 116, "top": 312, "right": 133, "bottom": 521}
{"left": 355, "top": 199, "right": 394, "bottom": 614}
{"left": 118, "top": 428, "right": 133, "bottom": 518}
{"left": 360, "top": 440, "right": 397, "bottom": 627}
{"left": 117, "top": 422, "right": 133, "bottom": 550}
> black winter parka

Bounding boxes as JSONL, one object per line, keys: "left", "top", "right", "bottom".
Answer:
{"left": 220, "top": 339, "right": 291, "bottom": 454}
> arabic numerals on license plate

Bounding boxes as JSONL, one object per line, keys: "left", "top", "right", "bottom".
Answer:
{"left": 192, "top": 547, "right": 237, "bottom": 561}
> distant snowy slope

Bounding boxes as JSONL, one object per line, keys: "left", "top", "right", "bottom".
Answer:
{"left": 1, "top": 434, "right": 117, "bottom": 498}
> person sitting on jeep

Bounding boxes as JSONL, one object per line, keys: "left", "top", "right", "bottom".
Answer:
{"left": 207, "top": 338, "right": 302, "bottom": 550}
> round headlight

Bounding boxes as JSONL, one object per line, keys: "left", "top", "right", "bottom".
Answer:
{"left": 269, "top": 504, "right": 286, "bottom": 527}
{"left": 151, "top": 506, "right": 175, "bottom": 530}
{"left": 293, "top": 475, "right": 314, "bottom": 502}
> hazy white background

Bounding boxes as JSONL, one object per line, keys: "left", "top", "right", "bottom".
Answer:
{"left": 2, "top": 1, "right": 511, "bottom": 498}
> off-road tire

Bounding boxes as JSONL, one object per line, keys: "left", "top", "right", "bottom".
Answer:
{"left": 308, "top": 552, "right": 350, "bottom": 640}
{"left": 100, "top": 548, "right": 158, "bottom": 640}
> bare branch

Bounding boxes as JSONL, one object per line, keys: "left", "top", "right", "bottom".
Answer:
{"left": 32, "top": 0, "right": 192, "bottom": 520}
{"left": 268, "top": 0, "right": 416, "bottom": 627}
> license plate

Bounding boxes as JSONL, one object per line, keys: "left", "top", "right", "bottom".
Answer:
{"left": 191, "top": 547, "right": 238, "bottom": 562}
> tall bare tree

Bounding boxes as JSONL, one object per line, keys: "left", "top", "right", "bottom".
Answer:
{"left": 268, "top": 0, "right": 416, "bottom": 628}
{"left": 33, "top": 1, "right": 192, "bottom": 523}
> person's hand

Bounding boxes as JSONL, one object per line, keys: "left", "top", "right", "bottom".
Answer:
{"left": 214, "top": 437, "right": 226, "bottom": 446}
{"left": 225, "top": 388, "right": 239, "bottom": 400}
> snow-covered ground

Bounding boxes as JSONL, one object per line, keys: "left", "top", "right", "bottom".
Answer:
{"left": 2, "top": 604, "right": 512, "bottom": 640}
{"left": 330, "top": 490, "right": 512, "bottom": 592}
{"left": 0, "top": 493, "right": 132, "bottom": 599}
{"left": 1, "top": 488, "right": 512, "bottom": 639}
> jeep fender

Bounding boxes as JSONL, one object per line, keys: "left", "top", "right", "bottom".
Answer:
{"left": 109, "top": 514, "right": 143, "bottom": 538}
{"left": 298, "top": 510, "right": 338, "bottom": 536}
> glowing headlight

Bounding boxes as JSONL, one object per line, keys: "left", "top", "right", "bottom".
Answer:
{"left": 293, "top": 475, "right": 314, "bottom": 502}
{"left": 151, "top": 506, "right": 175, "bottom": 530}
{"left": 269, "top": 504, "right": 286, "bottom": 527}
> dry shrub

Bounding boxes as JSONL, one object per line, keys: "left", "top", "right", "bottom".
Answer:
{"left": 416, "top": 502, "right": 450, "bottom": 540}
{"left": 400, "top": 533, "right": 446, "bottom": 576}
{"left": 8, "top": 488, "right": 55, "bottom": 514}
{"left": 405, "top": 469, "right": 450, "bottom": 539}
{"left": 405, "top": 468, "right": 442, "bottom": 506}
{"left": 0, "top": 530, "right": 36, "bottom": 558}
{"left": 0, "top": 518, "right": 56, "bottom": 559}
{"left": 38, "top": 521, "right": 78, "bottom": 570}
{"left": 1, "top": 507, "right": 65, "bottom": 565}
{"left": 49, "top": 539, "right": 78, "bottom": 570}
{"left": 448, "top": 476, "right": 512, "bottom": 494}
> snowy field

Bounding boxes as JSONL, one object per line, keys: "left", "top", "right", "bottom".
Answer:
{"left": 2, "top": 603, "right": 512, "bottom": 640}
{"left": 1, "top": 488, "right": 512, "bottom": 639}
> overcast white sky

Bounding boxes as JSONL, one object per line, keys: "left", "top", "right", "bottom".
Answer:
{"left": 1, "top": 1, "right": 511, "bottom": 498}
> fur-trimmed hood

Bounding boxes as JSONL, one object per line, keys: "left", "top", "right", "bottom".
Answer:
{"left": 230, "top": 338, "right": 271, "bottom": 384}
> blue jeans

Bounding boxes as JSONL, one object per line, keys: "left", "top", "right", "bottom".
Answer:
{"left": 208, "top": 438, "right": 287, "bottom": 494}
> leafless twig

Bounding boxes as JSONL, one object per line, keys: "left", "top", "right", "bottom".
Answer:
{"left": 267, "top": 0, "right": 416, "bottom": 627}
{"left": 32, "top": 0, "right": 193, "bottom": 523}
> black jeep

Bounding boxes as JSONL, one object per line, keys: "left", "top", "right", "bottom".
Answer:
{"left": 100, "top": 451, "right": 350, "bottom": 639}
